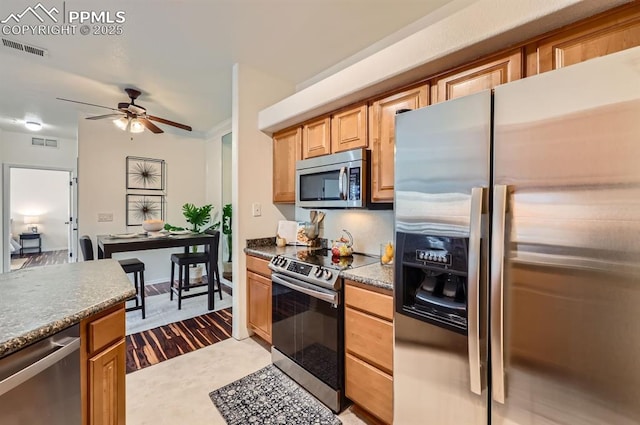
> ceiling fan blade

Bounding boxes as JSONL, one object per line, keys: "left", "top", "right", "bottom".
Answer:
{"left": 139, "top": 118, "right": 163, "bottom": 134}
{"left": 56, "top": 97, "right": 120, "bottom": 112}
{"left": 86, "top": 113, "right": 124, "bottom": 120}
{"left": 147, "top": 115, "right": 192, "bottom": 132}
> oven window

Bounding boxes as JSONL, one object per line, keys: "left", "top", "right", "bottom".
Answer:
{"left": 299, "top": 170, "right": 341, "bottom": 201}
{"left": 272, "top": 280, "right": 342, "bottom": 390}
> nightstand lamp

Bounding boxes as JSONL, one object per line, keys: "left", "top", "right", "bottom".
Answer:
{"left": 24, "top": 215, "right": 39, "bottom": 233}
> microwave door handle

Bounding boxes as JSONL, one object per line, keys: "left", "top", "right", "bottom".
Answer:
{"left": 467, "top": 186, "right": 485, "bottom": 396}
{"left": 338, "top": 166, "right": 347, "bottom": 200}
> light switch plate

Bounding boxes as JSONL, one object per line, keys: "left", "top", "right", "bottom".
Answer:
{"left": 252, "top": 203, "right": 262, "bottom": 217}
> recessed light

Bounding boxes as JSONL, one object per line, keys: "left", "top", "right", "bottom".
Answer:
{"left": 25, "top": 121, "right": 42, "bottom": 131}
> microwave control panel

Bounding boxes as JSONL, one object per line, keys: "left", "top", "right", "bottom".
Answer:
{"left": 348, "top": 167, "right": 360, "bottom": 200}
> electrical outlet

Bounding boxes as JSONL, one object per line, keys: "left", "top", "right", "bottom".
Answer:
{"left": 252, "top": 203, "right": 262, "bottom": 217}
{"left": 98, "top": 213, "right": 113, "bottom": 222}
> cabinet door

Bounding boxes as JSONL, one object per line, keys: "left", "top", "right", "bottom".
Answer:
{"left": 302, "top": 117, "right": 331, "bottom": 159}
{"left": 531, "top": 4, "right": 640, "bottom": 75}
{"left": 89, "top": 339, "right": 125, "bottom": 425}
{"left": 433, "top": 49, "right": 522, "bottom": 103}
{"left": 346, "top": 353, "right": 393, "bottom": 424}
{"left": 369, "top": 85, "right": 428, "bottom": 202}
{"left": 331, "top": 104, "right": 367, "bottom": 153}
{"left": 273, "top": 127, "right": 301, "bottom": 203}
{"left": 247, "top": 270, "right": 272, "bottom": 343}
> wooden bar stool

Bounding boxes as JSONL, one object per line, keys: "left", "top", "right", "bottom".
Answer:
{"left": 170, "top": 230, "right": 222, "bottom": 310}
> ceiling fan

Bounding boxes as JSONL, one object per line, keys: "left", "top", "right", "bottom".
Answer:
{"left": 56, "top": 88, "right": 192, "bottom": 134}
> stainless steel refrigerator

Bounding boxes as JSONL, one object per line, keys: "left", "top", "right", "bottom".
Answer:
{"left": 393, "top": 46, "right": 640, "bottom": 425}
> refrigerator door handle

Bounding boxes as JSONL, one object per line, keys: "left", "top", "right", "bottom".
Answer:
{"left": 467, "top": 186, "right": 485, "bottom": 395}
{"left": 491, "top": 184, "right": 508, "bottom": 404}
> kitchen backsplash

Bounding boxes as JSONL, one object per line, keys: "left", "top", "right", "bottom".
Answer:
{"left": 295, "top": 207, "right": 394, "bottom": 256}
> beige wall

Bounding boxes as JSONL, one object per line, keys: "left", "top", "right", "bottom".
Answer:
{"left": 232, "top": 63, "right": 295, "bottom": 339}
{"left": 77, "top": 119, "right": 207, "bottom": 283}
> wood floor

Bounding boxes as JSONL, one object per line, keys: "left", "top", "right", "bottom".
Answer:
{"left": 125, "top": 307, "right": 233, "bottom": 373}
{"left": 12, "top": 250, "right": 69, "bottom": 269}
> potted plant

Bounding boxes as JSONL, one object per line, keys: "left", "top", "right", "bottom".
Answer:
{"left": 222, "top": 203, "right": 232, "bottom": 279}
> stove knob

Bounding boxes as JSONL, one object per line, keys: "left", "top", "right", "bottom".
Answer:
{"left": 272, "top": 256, "right": 279, "bottom": 265}
{"left": 323, "top": 269, "right": 333, "bottom": 280}
{"left": 314, "top": 267, "right": 323, "bottom": 278}
{"left": 419, "top": 252, "right": 425, "bottom": 260}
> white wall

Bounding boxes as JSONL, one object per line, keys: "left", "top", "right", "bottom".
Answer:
{"left": 78, "top": 119, "right": 207, "bottom": 283}
{"left": 10, "top": 168, "right": 70, "bottom": 251}
{"left": 232, "top": 63, "right": 296, "bottom": 339}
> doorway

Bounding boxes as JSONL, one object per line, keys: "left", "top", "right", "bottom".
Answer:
{"left": 221, "top": 131, "right": 232, "bottom": 282}
{"left": 4, "top": 166, "right": 76, "bottom": 271}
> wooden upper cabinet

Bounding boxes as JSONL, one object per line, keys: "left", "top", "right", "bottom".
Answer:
{"left": 272, "top": 127, "right": 301, "bottom": 204}
{"left": 529, "top": 4, "right": 640, "bottom": 75}
{"left": 432, "top": 49, "right": 522, "bottom": 103}
{"left": 331, "top": 104, "right": 368, "bottom": 153}
{"left": 369, "top": 85, "right": 428, "bottom": 203}
{"left": 302, "top": 117, "right": 331, "bottom": 159}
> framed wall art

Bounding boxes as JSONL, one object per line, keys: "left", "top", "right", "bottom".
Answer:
{"left": 126, "top": 156, "right": 165, "bottom": 190}
{"left": 126, "top": 194, "right": 165, "bottom": 226}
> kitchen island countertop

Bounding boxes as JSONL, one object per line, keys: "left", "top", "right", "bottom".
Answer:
{"left": 245, "top": 243, "right": 393, "bottom": 292}
{"left": 0, "top": 259, "right": 135, "bottom": 358}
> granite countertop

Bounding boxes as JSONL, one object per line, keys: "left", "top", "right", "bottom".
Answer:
{"left": 245, "top": 241, "right": 394, "bottom": 292}
{"left": 0, "top": 259, "right": 136, "bottom": 358}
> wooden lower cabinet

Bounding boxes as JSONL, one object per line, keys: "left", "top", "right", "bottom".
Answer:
{"left": 344, "top": 280, "right": 394, "bottom": 424}
{"left": 81, "top": 303, "right": 126, "bottom": 425}
{"left": 89, "top": 340, "right": 126, "bottom": 425}
{"left": 246, "top": 255, "right": 272, "bottom": 344}
{"left": 346, "top": 353, "right": 393, "bottom": 425}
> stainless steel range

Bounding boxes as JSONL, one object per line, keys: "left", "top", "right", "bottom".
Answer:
{"left": 268, "top": 249, "right": 378, "bottom": 413}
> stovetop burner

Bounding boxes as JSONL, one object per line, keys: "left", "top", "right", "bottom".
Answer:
{"left": 285, "top": 248, "right": 379, "bottom": 271}
{"left": 268, "top": 249, "right": 379, "bottom": 290}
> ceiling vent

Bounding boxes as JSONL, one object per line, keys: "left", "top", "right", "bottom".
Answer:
{"left": 32, "top": 138, "right": 58, "bottom": 148}
{"left": 2, "top": 38, "right": 47, "bottom": 57}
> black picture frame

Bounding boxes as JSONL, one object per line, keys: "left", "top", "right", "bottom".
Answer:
{"left": 126, "top": 156, "right": 165, "bottom": 191}
{"left": 126, "top": 194, "right": 165, "bottom": 226}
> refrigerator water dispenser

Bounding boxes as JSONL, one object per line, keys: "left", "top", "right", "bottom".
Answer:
{"left": 395, "top": 232, "right": 469, "bottom": 334}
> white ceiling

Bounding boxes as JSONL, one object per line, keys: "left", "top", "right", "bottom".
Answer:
{"left": 0, "top": 0, "right": 455, "bottom": 139}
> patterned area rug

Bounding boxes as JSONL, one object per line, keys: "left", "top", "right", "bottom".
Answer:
{"left": 209, "top": 364, "right": 341, "bottom": 425}
{"left": 126, "top": 308, "right": 232, "bottom": 373}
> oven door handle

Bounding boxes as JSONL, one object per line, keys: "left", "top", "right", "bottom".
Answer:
{"left": 272, "top": 274, "right": 338, "bottom": 305}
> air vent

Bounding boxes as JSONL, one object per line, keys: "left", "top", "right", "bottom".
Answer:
{"left": 2, "top": 38, "right": 47, "bottom": 57}
{"left": 32, "top": 138, "right": 58, "bottom": 148}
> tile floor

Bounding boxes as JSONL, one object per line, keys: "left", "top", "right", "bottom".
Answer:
{"left": 127, "top": 336, "right": 368, "bottom": 424}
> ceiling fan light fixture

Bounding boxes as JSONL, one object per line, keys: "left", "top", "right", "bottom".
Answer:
{"left": 25, "top": 121, "right": 42, "bottom": 131}
{"left": 113, "top": 116, "right": 128, "bottom": 130}
{"left": 129, "top": 118, "right": 145, "bottom": 134}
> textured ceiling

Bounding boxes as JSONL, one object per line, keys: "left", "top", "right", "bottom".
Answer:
{"left": 0, "top": 0, "right": 455, "bottom": 139}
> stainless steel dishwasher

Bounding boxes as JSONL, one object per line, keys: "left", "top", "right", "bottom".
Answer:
{"left": 0, "top": 324, "right": 81, "bottom": 425}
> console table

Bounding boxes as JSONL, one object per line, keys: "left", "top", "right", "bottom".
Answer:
{"left": 19, "top": 233, "right": 41, "bottom": 256}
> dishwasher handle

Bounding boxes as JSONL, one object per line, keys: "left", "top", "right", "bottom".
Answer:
{"left": 0, "top": 336, "right": 80, "bottom": 397}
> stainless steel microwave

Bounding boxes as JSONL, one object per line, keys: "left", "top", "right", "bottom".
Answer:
{"left": 296, "top": 148, "right": 367, "bottom": 208}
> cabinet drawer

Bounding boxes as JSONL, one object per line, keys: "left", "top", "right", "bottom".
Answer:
{"left": 346, "top": 353, "right": 393, "bottom": 425}
{"left": 246, "top": 255, "right": 271, "bottom": 277}
{"left": 345, "top": 283, "right": 393, "bottom": 321}
{"left": 346, "top": 307, "right": 393, "bottom": 374}
{"left": 88, "top": 308, "right": 125, "bottom": 355}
